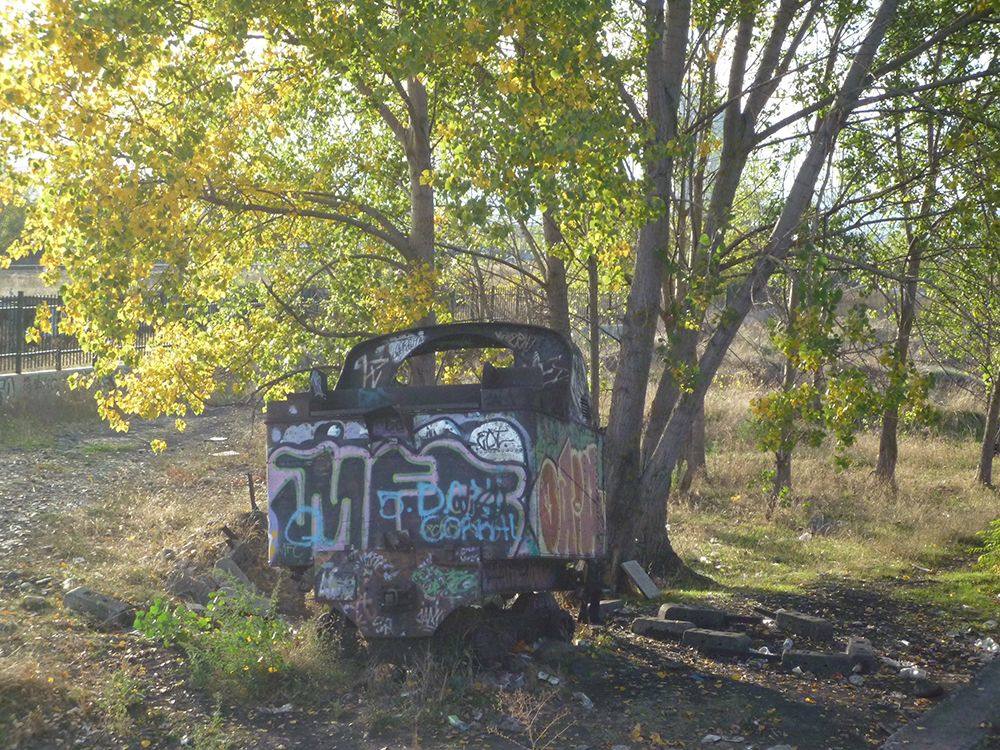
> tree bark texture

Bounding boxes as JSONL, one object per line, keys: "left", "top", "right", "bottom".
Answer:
{"left": 542, "top": 211, "right": 572, "bottom": 339}
{"left": 978, "top": 377, "right": 1000, "bottom": 486}
{"left": 603, "top": 0, "right": 692, "bottom": 573}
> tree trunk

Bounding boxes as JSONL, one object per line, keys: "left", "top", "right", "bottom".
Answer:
{"left": 678, "top": 400, "right": 705, "bottom": 493}
{"left": 637, "top": 0, "right": 900, "bottom": 525}
{"left": 404, "top": 77, "right": 437, "bottom": 385}
{"left": 542, "top": 211, "right": 572, "bottom": 338}
{"left": 875, "top": 119, "right": 937, "bottom": 483}
{"left": 978, "top": 377, "right": 1000, "bottom": 486}
{"left": 588, "top": 253, "right": 601, "bottom": 426}
{"left": 603, "top": 0, "right": 691, "bottom": 576}
{"left": 773, "top": 273, "right": 802, "bottom": 499}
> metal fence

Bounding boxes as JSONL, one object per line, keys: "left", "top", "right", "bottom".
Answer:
{"left": 0, "top": 292, "right": 153, "bottom": 375}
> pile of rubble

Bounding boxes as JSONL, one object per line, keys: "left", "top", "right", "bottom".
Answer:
{"left": 629, "top": 602, "right": 945, "bottom": 697}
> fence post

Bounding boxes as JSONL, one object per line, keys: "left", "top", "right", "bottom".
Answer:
{"left": 54, "top": 302, "right": 62, "bottom": 371}
{"left": 14, "top": 291, "right": 24, "bottom": 375}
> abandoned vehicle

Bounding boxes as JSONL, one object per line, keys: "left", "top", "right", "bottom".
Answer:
{"left": 265, "top": 322, "right": 606, "bottom": 642}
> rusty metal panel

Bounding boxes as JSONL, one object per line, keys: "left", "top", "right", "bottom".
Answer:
{"left": 265, "top": 323, "right": 605, "bottom": 638}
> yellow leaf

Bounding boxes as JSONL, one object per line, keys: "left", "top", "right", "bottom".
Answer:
{"left": 630, "top": 723, "right": 644, "bottom": 742}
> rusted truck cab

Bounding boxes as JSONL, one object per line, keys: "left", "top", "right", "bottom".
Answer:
{"left": 265, "top": 323, "right": 605, "bottom": 638}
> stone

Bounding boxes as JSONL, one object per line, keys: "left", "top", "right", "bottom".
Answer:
{"left": 534, "top": 638, "right": 578, "bottom": 667}
{"left": 911, "top": 678, "right": 944, "bottom": 699}
{"left": 631, "top": 617, "right": 695, "bottom": 640}
{"left": 599, "top": 599, "right": 625, "bottom": 614}
{"left": 166, "top": 569, "right": 216, "bottom": 605}
{"left": 213, "top": 556, "right": 253, "bottom": 589}
{"left": 572, "top": 691, "right": 594, "bottom": 710}
{"left": 765, "top": 745, "right": 794, "bottom": 750}
{"left": 846, "top": 636, "right": 878, "bottom": 673}
{"left": 780, "top": 649, "right": 853, "bottom": 677}
{"left": 848, "top": 674, "right": 865, "bottom": 686}
{"left": 63, "top": 586, "right": 132, "bottom": 627}
{"left": 658, "top": 603, "right": 727, "bottom": 628}
{"left": 20, "top": 594, "right": 50, "bottom": 612}
{"left": 681, "top": 628, "right": 751, "bottom": 656}
{"left": 620, "top": 560, "right": 660, "bottom": 599}
{"left": 775, "top": 608, "right": 834, "bottom": 641}
{"left": 498, "top": 715, "right": 525, "bottom": 733}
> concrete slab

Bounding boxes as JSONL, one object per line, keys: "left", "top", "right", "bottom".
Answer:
{"left": 621, "top": 560, "right": 660, "bottom": 599}
{"left": 881, "top": 658, "right": 1000, "bottom": 750}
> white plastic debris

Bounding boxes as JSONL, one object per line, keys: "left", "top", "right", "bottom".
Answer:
{"left": 975, "top": 636, "right": 999, "bottom": 655}
{"left": 572, "top": 691, "right": 594, "bottom": 710}
{"left": 260, "top": 703, "right": 293, "bottom": 714}
{"left": 899, "top": 666, "right": 927, "bottom": 680}
{"left": 781, "top": 637, "right": 794, "bottom": 654}
{"left": 447, "top": 715, "right": 470, "bottom": 732}
{"left": 537, "top": 670, "right": 560, "bottom": 686}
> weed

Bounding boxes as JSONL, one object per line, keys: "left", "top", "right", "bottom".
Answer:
{"left": 977, "top": 517, "right": 1000, "bottom": 574}
{"left": 190, "top": 705, "right": 239, "bottom": 750}
{"left": 134, "top": 589, "right": 289, "bottom": 701}
{"left": 96, "top": 665, "right": 145, "bottom": 734}
{"left": 492, "top": 687, "right": 575, "bottom": 750}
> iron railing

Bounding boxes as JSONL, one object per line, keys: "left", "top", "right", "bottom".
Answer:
{"left": 0, "top": 293, "right": 153, "bottom": 375}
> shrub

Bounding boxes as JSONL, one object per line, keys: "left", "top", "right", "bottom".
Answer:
{"left": 978, "top": 518, "right": 1000, "bottom": 574}
{"left": 134, "top": 588, "right": 289, "bottom": 700}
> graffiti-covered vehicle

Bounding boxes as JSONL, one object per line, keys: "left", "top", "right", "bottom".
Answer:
{"left": 265, "top": 322, "right": 605, "bottom": 640}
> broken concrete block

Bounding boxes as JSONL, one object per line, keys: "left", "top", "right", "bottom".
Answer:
{"left": 846, "top": 636, "right": 878, "bottom": 674}
{"left": 599, "top": 599, "right": 625, "bottom": 614}
{"left": 63, "top": 586, "right": 133, "bottom": 627}
{"left": 631, "top": 618, "right": 696, "bottom": 640}
{"left": 681, "top": 628, "right": 751, "bottom": 656}
{"left": 20, "top": 594, "right": 50, "bottom": 612}
{"left": 620, "top": 561, "right": 660, "bottom": 599}
{"left": 166, "top": 569, "right": 216, "bottom": 605}
{"left": 775, "top": 609, "right": 834, "bottom": 641}
{"left": 658, "top": 603, "right": 727, "bottom": 628}
{"left": 213, "top": 556, "right": 253, "bottom": 588}
{"left": 781, "top": 649, "right": 853, "bottom": 677}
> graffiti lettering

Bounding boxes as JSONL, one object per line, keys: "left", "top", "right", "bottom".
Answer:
{"left": 469, "top": 419, "right": 525, "bottom": 463}
{"left": 536, "top": 441, "right": 602, "bottom": 556}
{"left": 268, "top": 435, "right": 527, "bottom": 564}
{"left": 411, "top": 563, "right": 478, "bottom": 599}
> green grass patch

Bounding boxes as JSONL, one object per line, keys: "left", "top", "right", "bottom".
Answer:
{"left": 0, "top": 414, "right": 57, "bottom": 449}
{"left": 894, "top": 568, "right": 1000, "bottom": 620}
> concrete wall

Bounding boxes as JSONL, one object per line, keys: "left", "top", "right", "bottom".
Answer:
{"left": 0, "top": 267, "right": 58, "bottom": 296}
{"left": 0, "top": 367, "right": 89, "bottom": 410}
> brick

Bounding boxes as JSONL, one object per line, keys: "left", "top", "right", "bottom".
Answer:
{"left": 658, "top": 603, "right": 727, "bottom": 628}
{"left": 620, "top": 560, "right": 660, "bottom": 599}
{"left": 846, "top": 636, "right": 878, "bottom": 674}
{"left": 63, "top": 586, "right": 132, "bottom": 627}
{"left": 775, "top": 609, "right": 834, "bottom": 641}
{"left": 631, "top": 618, "right": 695, "bottom": 640}
{"left": 781, "top": 649, "right": 853, "bottom": 677}
{"left": 681, "top": 628, "right": 751, "bottom": 656}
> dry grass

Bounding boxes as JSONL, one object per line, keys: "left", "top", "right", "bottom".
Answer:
{"left": 669, "top": 384, "right": 998, "bottom": 596}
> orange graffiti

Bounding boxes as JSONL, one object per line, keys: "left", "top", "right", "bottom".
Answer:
{"left": 537, "top": 441, "right": 602, "bottom": 555}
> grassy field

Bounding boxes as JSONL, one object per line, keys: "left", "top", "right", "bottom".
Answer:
{"left": 670, "top": 382, "right": 999, "bottom": 616}
{"left": 1, "top": 383, "right": 997, "bottom": 748}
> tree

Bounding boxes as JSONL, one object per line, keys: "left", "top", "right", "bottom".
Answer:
{"left": 920, "top": 125, "right": 1000, "bottom": 485}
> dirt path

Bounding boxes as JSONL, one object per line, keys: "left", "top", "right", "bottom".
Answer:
{"left": 0, "top": 407, "right": 251, "bottom": 559}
